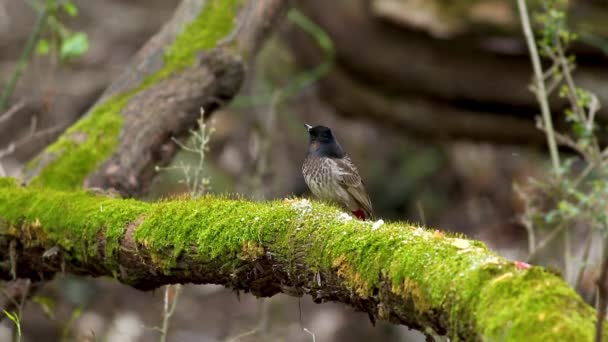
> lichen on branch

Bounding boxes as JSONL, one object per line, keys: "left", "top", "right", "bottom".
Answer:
{"left": 0, "top": 179, "right": 603, "bottom": 341}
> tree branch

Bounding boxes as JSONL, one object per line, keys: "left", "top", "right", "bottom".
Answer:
{"left": 23, "top": 0, "right": 286, "bottom": 196}
{"left": 2, "top": 0, "right": 287, "bottom": 323}
{"left": 0, "top": 179, "right": 604, "bottom": 340}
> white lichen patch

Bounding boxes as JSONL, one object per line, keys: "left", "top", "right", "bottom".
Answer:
{"left": 482, "top": 256, "right": 501, "bottom": 265}
{"left": 291, "top": 198, "right": 313, "bottom": 217}
{"left": 451, "top": 238, "right": 470, "bottom": 249}
{"left": 337, "top": 212, "right": 353, "bottom": 222}
{"left": 371, "top": 219, "right": 384, "bottom": 231}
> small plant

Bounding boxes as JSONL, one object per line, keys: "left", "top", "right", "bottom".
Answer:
{"left": 0, "top": 0, "right": 89, "bottom": 112}
{"left": 3, "top": 310, "right": 22, "bottom": 342}
{"left": 154, "top": 107, "right": 214, "bottom": 341}
{"left": 156, "top": 108, "right": 215, "bottom": 198}
{"left": 516, "top": 0, "right": 608, "bottom": 340}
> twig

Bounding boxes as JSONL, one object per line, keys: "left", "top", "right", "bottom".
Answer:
{"left": 249, "top": 90, "right": 281, "bottom": 198}
{"left": 527, "top": 224, "right": 566, "bottom": 263}
{"left": 0, "top": 9, "right": 48, "bottom": 112}
{"left": 517, "top": 0, "right": 560, "bottom": 173}
{"left": 575, "top": 229, "right": 594, "bottom": 293}
{"left": 225, "top": 328, "right": 258, "bottom": 342}
{"left": 555, "top": 40, "right": 586, "bottom": 123}
{"left": 159, "top": 284, "right": 181, "bottom": 342}
{"left": 303, "top": 328, "right": 316, "bottom": 342}
{"left": 0, "top": 101, "right": 25, "bottom": 126}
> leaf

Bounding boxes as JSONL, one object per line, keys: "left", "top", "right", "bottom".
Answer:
{"left": 63, "top": 1, "right": 78, "bottom": 17}
{"left": 60, "top": 32, "right": 89, "bottom": 60}
{"left": 36, "top": 39, "right": 50, "bottom": 55}
{"left": 2, "top": 310, "right": 18, "bottom": 324}
{"left": 71, "top": 304, "right": 84, "bottom": 320}
{"left": 33, "top": 296, "right": 56, "bottom": 319}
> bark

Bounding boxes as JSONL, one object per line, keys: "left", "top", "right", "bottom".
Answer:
{"left": 0, "top": 179, "right": 605, "bottom": 341}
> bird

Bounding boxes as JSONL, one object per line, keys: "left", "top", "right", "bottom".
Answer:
{"left": 302, "top": 124, "right": 373, "bottom": 220}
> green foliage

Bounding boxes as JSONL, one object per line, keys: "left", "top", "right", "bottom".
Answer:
{"left": 156, "top": 109, "right": 215, "bottom": 198}
{"left": 62, "top": 1, "right": 78, "bottom": 17}
{"left": 0, "top": 0, "right": 89, "bottom": 112}
{"left": 61, "top": 304, "right": 84, "bottom": 340}
{"left": 31, "top": 0, "right": 89, "bottom": 61}
{"left": 36, "top": 39, "right": 50, "bottom": 55}
{"left": 3, "top": 310, "right": 22, "bottom": 341}
{"left": 60, "top": 32, "right": 89, "bottom": 60}
{"left": 33, "top": 295, "right": 56, "bottom": 319}
{"left": 518, "top": 0, "right": 608, "bottom": 297}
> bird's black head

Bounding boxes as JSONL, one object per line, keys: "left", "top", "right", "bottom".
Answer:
{"left": 305, "top": 124, "right": 345, "bottom": 158}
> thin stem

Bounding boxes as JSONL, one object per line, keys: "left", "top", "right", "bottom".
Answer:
{"left": 575, "top": 229, "right": 594, "bottom": 293}
{"left": 159, "top": 284, "right": 181, "bottom": 342}
{"left": 522, "top": 213, "right": 536, "bottom": 256}
{"left": 564, "top": 228, "right": 572, "bottom": 283}
{"left": 225, "top": 328, "right": 258, "bottom": 342}
{"left": 527, "top": 224, "right": 566, "bottom": 263}
{"left": 556, "top": 40, "right": 585, "bottom": 123}
{"left": 0, "top": 9, "right": 48, "bottom": 112}
{"left": 517, "top": 0, "right": 560, "bottom": 173}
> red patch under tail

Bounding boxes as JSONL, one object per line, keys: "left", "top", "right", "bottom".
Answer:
{"left": 352, "top": 209, "right": 366, "bottom": 220}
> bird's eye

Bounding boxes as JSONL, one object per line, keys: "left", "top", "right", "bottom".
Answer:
{"left": 322, "top": 133, "right": 330, "bottom": 138}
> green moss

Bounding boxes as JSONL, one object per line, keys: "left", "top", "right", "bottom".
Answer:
{"left": 27, "top": 0, "right": 242, "bottom": 189}
{"left": 0, "top": 182, "right": 149, "bottom": 265}
{"left": 0, "top": 177, "right": 18, "bottom": 188}
{"left": 29, "top": 94, "right": 130, "bottom": 190}
{"left": 165, "top": 0, "right": 243, "bottom": 70}
{"left": 0, "top": 185, "right": 603, "bottom": 340}
{"left": 134, "top": 196, "right": 294, "bottom": 271}
{"left": 477, "top": 268, "right": 599, "bottom": 341}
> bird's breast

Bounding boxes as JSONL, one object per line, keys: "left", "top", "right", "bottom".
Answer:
{"left": 302, "top": 157, "right": 348, "bottom": 202}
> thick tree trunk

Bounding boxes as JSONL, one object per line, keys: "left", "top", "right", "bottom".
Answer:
{"left": 0, "top": 178, "right": 605, "bottom": 341}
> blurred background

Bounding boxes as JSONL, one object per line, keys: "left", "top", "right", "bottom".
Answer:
{"left": 1, "top": 0, "right": 608, "bottom": 341}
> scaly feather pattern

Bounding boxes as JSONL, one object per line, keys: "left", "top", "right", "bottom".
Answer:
{"left": 302, "top": 125, "right": 373, "bottom": 219}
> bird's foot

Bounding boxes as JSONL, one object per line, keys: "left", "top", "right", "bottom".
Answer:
{"left": 352, "top": 209, "right": 366, "bottom": 220}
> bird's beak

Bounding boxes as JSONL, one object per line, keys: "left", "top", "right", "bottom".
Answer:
{"left": 305, "top": 124, "right": 313, "bottom": 131}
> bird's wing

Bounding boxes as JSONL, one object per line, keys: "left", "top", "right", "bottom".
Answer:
{"left": 334, "top": 156, "right": 373, "bottom": 217}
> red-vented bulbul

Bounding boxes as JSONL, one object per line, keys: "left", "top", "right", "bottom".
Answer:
{"left": 302, "top": 124, "right": 373, "bottom": 220}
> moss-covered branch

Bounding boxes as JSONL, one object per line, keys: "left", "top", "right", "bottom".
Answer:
{"left": 23, "top": 0, "right": 286, "bottom": 195}
{"left": 0, "top": 178, "right": 603, "bottom": 341}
